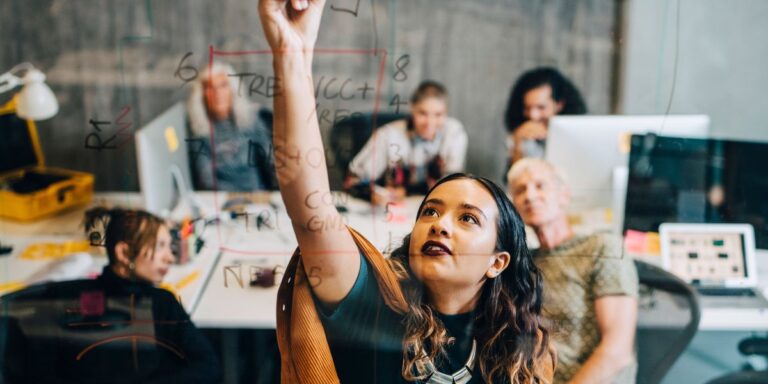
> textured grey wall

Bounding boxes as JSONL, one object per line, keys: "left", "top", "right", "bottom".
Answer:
{"left": 1, "top": 0, "right": 617, "bottom": 191}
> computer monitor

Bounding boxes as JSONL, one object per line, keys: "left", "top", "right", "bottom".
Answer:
{"left": 135, "top": 102, "right": 197, "bottom": 217}
{"left": 545, "top": 115, "right": 709, "bottom": 219}
{"left": 624, "top": 134, "right": 768, "bottom": 250}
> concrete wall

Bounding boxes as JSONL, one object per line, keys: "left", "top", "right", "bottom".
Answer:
{"left": 1, "top": 0, "right": 617, "bottom": 190}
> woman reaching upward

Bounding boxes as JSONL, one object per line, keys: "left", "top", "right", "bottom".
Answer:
{"left": 260, "top": 1, "right": 555, "bottom": 383}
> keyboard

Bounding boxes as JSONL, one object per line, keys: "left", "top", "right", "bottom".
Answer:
{"left": 697, "top": 287, "right": 756, "bottom": 297}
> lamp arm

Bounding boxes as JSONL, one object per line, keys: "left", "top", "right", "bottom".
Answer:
{"left": 0, "top": 71, "right": 22, "bottom": 94}
{"left": 0, "top": 63, "right": 39, "bottom": 94}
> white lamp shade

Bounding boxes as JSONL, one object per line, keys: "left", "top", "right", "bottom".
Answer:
{"left": 16, "top": 69, "right": 58, "bottom": 120}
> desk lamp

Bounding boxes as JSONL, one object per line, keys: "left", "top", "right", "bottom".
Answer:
{"left": 0, "top": 63, "right": 58, "bottom": 120}
{"left": 0, "top": 63, "right": 58, "bottom": 252}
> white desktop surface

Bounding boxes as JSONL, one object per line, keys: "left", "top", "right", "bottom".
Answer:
{"left": 191, "top": 194, "right": 418, "bottom": 328}
{"left": 2, "top": 192, "right": 767, "bottom": 331}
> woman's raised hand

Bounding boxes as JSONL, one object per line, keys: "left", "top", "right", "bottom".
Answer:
{"left": 259, "top": 0, "right": 325, "bottom": 55}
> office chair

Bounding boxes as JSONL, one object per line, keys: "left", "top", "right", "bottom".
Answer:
{"left": 634, "top": 259, "right": 701, "bottom": 384}
{"left": 706, "top": 336, "right": 768, "bottom": 384}
{"left": 328, "top": 111, "right": 406, "bottom": 181}
{"left": 0, "top": 280, "right": 183, "bottom": 383}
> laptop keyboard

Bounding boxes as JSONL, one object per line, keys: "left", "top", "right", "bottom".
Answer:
{"left": 697, "top": 287, "right": 756, "bottom": 297}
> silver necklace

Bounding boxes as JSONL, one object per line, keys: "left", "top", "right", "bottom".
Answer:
{"left": 424, "top": 339, "right": 477, "bottom": 384}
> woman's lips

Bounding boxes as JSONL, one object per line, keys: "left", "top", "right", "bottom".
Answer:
{"left": 421, "top": 240, "right": 452, "bottom": 256}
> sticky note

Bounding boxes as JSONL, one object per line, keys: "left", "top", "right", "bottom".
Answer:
{"left": 164, "top": 126, "right": 179, "bottom": 152}
{"left": 618, "top": 132, "right": 632, "bottom": 155}
{"left": 645, "top": 232, "right": 661, "bottom": 256}
{"left": 624, "top": 229, "right": 646, "bottom": 254}
{"left": 604, "top": 208, "right": 613, "bottom": 224}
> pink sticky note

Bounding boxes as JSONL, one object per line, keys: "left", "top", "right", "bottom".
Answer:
{"left": 624, "top": 230, "right": 647, "bottom": 254}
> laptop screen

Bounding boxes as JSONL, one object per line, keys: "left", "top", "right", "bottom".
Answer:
{"left": 666, "top": 231, "right": 748, "bottom": 285}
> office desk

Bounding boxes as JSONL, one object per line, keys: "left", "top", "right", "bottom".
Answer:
{"left": 3, "top": 192, "right": 768, "bottom": 332}
{"left": 191, "top": 194, "right": 419, "bottom": 328}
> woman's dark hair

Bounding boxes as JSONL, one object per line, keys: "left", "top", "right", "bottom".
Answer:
{"left": 83, "top": 207, "right": 166, "bottom": 266}
{"left": 389, "top": 173, "right": 551, "bottom": 383}
{"left": 410, "top": 80, "right": 447, "bottom": 104}
{"left": 504, "top": 67, "right": 587, "bottom": 132}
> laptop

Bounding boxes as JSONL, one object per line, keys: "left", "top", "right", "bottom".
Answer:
{"left": 660, "top": 223, "right": 768, "bottom": 308}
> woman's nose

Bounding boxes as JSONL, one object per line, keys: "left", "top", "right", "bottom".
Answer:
{"left": 429, "top": 217, "right": 451, "bottom": 237}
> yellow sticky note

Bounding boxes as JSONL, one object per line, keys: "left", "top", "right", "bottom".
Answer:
{"left": 618, "top": 132, "right": 632, "bottom": 155}
{"left": 164, "top": 126, "right": 179, "bottom": 153}
{"left": 645, "top": 232, "right": 661, "bottom": 256}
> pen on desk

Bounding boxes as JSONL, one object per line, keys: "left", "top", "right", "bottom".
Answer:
{"left": 175, "top": 270, "right": 200, "bottom": 291}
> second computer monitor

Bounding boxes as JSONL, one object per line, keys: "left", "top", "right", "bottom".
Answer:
{"left": 545, "top": 115, "right": 709, "bottom": 215}
{"left": 135, "top": 102, "right": 194, "bottom": 217}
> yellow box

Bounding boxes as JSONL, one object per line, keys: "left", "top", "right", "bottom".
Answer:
{"left": 0, "top": 98, "right": 93, "bottom": 221}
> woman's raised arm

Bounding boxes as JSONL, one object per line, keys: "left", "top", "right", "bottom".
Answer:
{"left": 259, "top": 0, "right": 360, "bottom": 305}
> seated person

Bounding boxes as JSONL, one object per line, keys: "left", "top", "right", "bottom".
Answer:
{"left": 507, "top": 158, "right": 638, "bottom": 384}
{"left": 1, "top": 208, "right": 221, "bottom": 384}
{"left": 504, "top": 67, "right": 587, "bottom": 164}
{"left": 187, "top": 61, "right": 274, "bottom": 191}
{"left": 345, "top": 80, "right": 467, "bottom": 204}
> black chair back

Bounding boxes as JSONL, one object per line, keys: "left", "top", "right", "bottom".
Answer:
{"left": 329, "top": 111, "right": 406, "bottom": 181}
{"left": 635, "top": 259, "right": 701, "bottom": 384}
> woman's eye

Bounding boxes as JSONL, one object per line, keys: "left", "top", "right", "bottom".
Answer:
{"left": 422, "top": 207, "right": 438, "bottom": 217}
{"left": 460, "top": 214, "right": 479, "bottom": 224}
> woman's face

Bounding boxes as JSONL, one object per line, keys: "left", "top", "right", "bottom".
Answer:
{"left": 204, "top": 72, "right": 233, "bottom": 121}
{"left": 408, "top": 179, "right": 502, "bottom": 288}
{"left": 411, "top": 97, "right": 447, "bottom": 141}
{"left": 522, "top": 84, "right": 563, "bottom": 124}
{"left": 133, "top": 225, "right": 175, "bottom": 284}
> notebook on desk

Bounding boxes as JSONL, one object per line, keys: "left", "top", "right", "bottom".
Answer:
{"left": 659, "top": 223, "right": 768, "bottom": 309}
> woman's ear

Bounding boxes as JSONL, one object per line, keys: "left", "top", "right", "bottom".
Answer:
{"left": 114, "top": 242, "right": 131, "bottom": 267}
{"left": 486, "top": 251, "right": 511, "bottom": 279}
